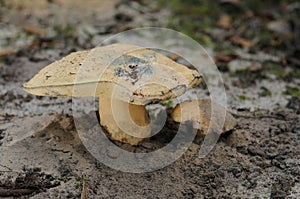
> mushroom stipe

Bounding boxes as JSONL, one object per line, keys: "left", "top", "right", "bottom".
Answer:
{"left": 23, "top": 43, "right": 236, "bottom": 145}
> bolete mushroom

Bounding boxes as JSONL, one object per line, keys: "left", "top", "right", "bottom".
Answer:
{"left": 171, "top": 99, "right": 236, "bottom": 135}
{"left": 23, "top": 43, "right": 202, "bottom": 145}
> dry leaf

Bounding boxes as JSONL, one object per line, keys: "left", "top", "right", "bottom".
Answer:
{"left": 231, "top": 36, "right": 253, "bottom": 47}
{"left": 215, "top": 53, "right": 237, "bottom": 63}
{"left": 218, "top": 15, "right": 232, "bottom": 29}
{"left": 23, "top": 24, "right": 46, "bottom": 37}
{"left": 0, "top": 48, "right": 15, "bottom": 57}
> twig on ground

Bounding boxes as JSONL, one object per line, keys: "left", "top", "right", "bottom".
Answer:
{"left": 81, "top": 177, "right": 88, "bottom": 199}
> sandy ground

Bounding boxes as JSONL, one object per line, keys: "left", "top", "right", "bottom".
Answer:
{"left": 0, "top": 0, "right": 299, "bottom": 198}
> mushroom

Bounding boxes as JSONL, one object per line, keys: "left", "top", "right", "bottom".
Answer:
{"left": 23, "top": 43, "right": 202, "bottom": 145}
{"left": 171, "top": 99, "right": 236, "bottom": 135}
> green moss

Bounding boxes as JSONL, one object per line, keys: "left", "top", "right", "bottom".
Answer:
{"left": 242, "top": 0, "right": 264, "bottom": 12}
{"left": 213, "top": 45, "right": 236, "bottom": 54}
{"left": 193, "top": 34, "right": 214, "bottom": 46}
{"left": 160, "top": 0, "right": 220, "bottom": 16}
{"left": 284, "top": 86, "right": 300, "bottom": 98}
{"left": 265, "top": 63, "right": 300, "bottom": 81}
{"left": 53, "top": 24, "right": 77, "bottom": 40}
{"left": 286, "top": 71, "right": 300, "bottom": 80}
{"left": 162, "top": 99, "right": 173, "bottom": 107}
{"left": 257, "top": 31, "right": 272, "bottom": 48}
{"left": 259, "top": 87, "right": 272, "bottom": 97}
{"left": 0, "top": 0, "right": 5, "bottom": 6}
{"left": 238, "top": 95, "right": 250, "bottom": 100}
{"left": 233, "top": 69, "right": 264, "bottom": 87}
{"left": 265, "top": 63, "right": 287, "bottom": 78}
{"left": 74, "top": 175, "right": 89, "bottom": 190}
{"left": 74, "top": 176, "right": 82, "bottom": 189}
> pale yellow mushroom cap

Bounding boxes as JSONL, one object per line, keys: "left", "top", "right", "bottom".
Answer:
{"left": 23, "top": 44, "right": 202, "bottom": 105}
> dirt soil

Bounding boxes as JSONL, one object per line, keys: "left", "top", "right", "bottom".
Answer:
{"left": 0, "top": 0, "right": 299, "bottom": 198}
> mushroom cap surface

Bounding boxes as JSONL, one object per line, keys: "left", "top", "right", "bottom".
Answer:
{"left": 171, "top": 99, "right": 237, "bottom": 134}
{"left": 23, "top": 44, "right": 202, "bottom": 105}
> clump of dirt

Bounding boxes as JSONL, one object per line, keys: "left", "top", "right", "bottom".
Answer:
{"left": 0, "top": 168, "right": 60, "bottom": 197}
{"left": 270, "top": 175, "right": 295, "bottom": 198}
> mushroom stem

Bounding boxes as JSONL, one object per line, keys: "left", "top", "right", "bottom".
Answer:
{"left": 99, "top": 97, "right": 150, "bottom": 145}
